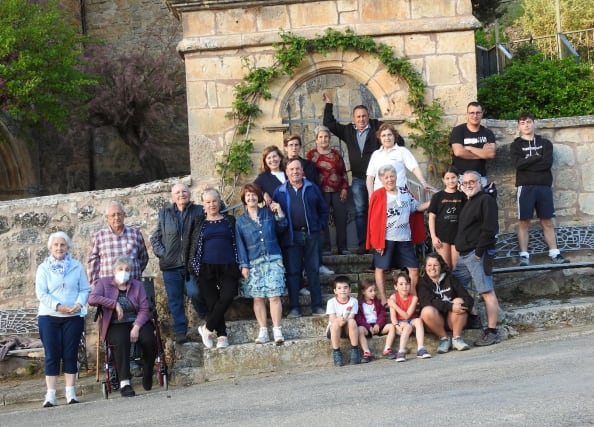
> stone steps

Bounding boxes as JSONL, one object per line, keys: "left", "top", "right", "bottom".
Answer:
{"left": 173, "top": 324, "right": 488, "bottom": 384}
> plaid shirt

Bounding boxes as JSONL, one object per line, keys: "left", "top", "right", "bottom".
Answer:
{"left": 87, "top": 225, "right": 149, "bottom": 285}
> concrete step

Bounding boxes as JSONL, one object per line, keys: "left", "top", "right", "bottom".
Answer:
{"left": 172, "top": 328, "right": 488, "bottom": 383}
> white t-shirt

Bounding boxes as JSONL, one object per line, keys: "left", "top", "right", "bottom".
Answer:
{"left": 326, "top": 296, "right": 359, "bottom": 333}
{"left": 385, "top": 189, "right": 418, "bottom": 242}
{"left": 360, "top": 301, "right": 378, "bottom": 324}
{"left": 366, "top": 145, "right": 419, "bottom": 190}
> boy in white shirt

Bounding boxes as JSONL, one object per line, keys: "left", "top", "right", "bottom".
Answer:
{"left": 326, "top": 276, "right": 360, "bottom": 366}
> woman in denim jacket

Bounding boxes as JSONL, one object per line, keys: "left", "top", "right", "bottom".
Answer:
{"left": 235, "top": 183, "right": 288, "bottom": 345}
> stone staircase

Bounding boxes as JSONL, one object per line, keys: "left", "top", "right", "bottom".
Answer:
{"left": 170, "top": 252, "right": 485, "bottom": 386}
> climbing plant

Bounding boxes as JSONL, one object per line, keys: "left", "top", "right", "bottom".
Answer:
{"left": 219, "top": 27, "right": 451, "bottom": 197}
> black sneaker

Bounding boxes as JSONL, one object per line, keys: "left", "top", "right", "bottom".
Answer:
{"left": 474, "top": 330, "right": 500, "bottom": 347}
{"left": 333, "top": 350, "right": 344, "bottom": 367}
{"left": 551, "top": 254, "right": 569, "bottom": 264}
{"left": 120, "top": 384, "right": 136, "bottom": 397}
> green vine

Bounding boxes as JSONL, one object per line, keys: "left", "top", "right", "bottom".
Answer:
{"left": 220, "top": 27, "right": 451, "bottom": 196}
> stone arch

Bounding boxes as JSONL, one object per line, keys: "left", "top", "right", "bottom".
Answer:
{"left": 0, "top": 119, "right": 36, "bottom": 199}
{"left": 261, "top": 51, "right": 413, "bottom": 126}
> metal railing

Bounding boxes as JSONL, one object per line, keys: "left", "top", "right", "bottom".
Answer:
{"left": 504, "top": 28, "right": 594, "bottom": 62}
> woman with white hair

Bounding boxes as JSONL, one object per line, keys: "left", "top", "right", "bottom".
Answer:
{"left": 88, "top": 255, "right": 156, "bottom": 397}
{"left": 35, "top": 231, "right": 89, "bottom": 407}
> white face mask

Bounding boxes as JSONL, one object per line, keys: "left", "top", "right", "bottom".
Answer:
{"left": 115, "top": 270, "right": 131, "bottom": 285}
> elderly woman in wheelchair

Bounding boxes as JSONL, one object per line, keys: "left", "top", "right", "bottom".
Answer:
{"left": 89, "top": 256, "right": 156, "bottom": 397}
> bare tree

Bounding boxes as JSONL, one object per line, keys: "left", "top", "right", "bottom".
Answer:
{"left": 80, "top": 19, "right": 186, "bottom": 180}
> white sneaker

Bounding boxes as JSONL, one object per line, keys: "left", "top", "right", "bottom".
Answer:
{"left": 319, "top": 265, "right": 334, "bottom": 275}
{"left": 272, "top": 326, "right": 284, "bottom": 345}
{"left": 43, "top": 392, "right": 57, "bottom": 408}
{"left": 216, "top": 336, "right": 229, "bottom": 349}
{"left": 198, "top": 325, "right": 214, "bottom": 349}
{"left": 299, "top": 287, "right": 310, "bottom": 296}
{"left": 255, "top": 327, "right": 269, "bottom": 344}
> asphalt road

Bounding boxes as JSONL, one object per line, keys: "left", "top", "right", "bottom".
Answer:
{"left": 3, "top": 325, "right": 594, "bottom": 426}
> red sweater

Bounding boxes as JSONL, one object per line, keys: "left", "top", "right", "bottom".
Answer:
{"left": 366, "top": 187, "right": 388, "bottom": 250}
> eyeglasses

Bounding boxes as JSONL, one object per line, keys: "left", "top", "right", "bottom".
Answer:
{"left": 467, "top": 111, "right": 483, "bottom": 116}
{"left": 461, "top": 179, "right": 478, "bottom": 187}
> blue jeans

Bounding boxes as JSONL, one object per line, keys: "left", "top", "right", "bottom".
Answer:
{"left": 282, "top": 231, "right": 322, "bottom": 313}
{"left": 454, "top": 251, "right": 494, "bottom": 294}
{"left": 351, "top": 177, "right": 369, "bottom": 246}
{"left": 38, "top": 315, "right": 84, "bottom": 376}
{"left": 163, "top": 269, "right": 207, "bottom": 335}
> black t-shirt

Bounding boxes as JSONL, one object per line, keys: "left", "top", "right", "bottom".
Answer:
{"left": 428, "top": 190, "right": 466, "bottom": 243}
{"left": 449, "top": 124, "right": 495, "bottom": 176}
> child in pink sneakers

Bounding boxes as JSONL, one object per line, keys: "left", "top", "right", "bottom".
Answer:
{"left": 355, "top": 278, "right": 397, "bottom": 361}
{"left": 389, "top": 271, "right": 431, "bottom": 362}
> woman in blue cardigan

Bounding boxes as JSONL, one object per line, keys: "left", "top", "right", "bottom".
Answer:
{"left": 235, "top": 183, "right": 287, "bottom": 345}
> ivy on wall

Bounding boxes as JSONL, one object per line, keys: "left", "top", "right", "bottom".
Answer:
{"left": 218, "top": 28, "right": 450, "bottom": 197}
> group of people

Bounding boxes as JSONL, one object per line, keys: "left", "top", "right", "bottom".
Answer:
{"left": 325, "top": 101, "right": 570, "bottom": 365}
{"left": 36, "top": 201, "right": 156, "bottom": 405}
{"left": 34, "top": 98, "right": 570, "bottom": 403}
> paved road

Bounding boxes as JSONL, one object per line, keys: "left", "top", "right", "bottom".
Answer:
{"left": 3, "top": 326, "right": 594, "bottom": 426}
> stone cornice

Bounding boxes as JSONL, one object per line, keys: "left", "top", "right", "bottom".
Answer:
{"left": 177, "top": 18, "right": 480, "bottom": 55}
{"left": 166, "top": 0, "right": 321, "bottom": 19}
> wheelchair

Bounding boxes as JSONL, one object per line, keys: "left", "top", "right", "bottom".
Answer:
{"left": 96, "top": 277, "right": 168, "bottom": 398}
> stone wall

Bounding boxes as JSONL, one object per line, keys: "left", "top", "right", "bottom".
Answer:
{"left": 1, "top": 117, "right": 593, "bottom": 311}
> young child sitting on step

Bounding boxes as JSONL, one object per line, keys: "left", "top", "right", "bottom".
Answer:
{"left": 326, "top": 275, "right": 360, "bottom": 366}
{"left": 355, "top": 278, "right": 397, "bottom": 362}
{"left": 389, "top": 271, "right": 432, "bottom": 362}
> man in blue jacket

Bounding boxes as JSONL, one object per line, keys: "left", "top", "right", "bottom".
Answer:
{"left": 273, "top": 159, "right": 329, "bottom": 318}
{"left": 150, "top": 182, "right": 207, "bottom": 344}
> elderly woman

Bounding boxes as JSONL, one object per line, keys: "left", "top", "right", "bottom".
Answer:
{"left": 367, "top": 164, "right": 428, "bottom": 306}
{"left": 88, "top": 256, "right": 156, "bottom": 397}
{"left": 418, "top": 253, "right": 474, "bottom": 354}
{"left": 187, "top": 188, "right": 240, "bottom": 349}
{"left": 306, "top": 125, "right": 350, "bottom": 255}
{"left": 235, "top": 183, "right": 287, "bottom": 345}
{"left": 254, "top": 145, "right": 286, "bottom": 206}
{"left": 35, "top": 231, "right": 89, "bottom": 407}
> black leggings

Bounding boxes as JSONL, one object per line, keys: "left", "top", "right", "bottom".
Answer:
{"left": 199, "top": 263, "right": 238, "bottom": 336}
{"left": 106, "top": 321, "right": 156, "bottom": 381}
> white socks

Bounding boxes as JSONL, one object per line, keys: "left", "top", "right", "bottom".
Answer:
{"left": 120, "top": 379, "right": 131, "bottom": 388}
{"left": 65, "top": 386, "right": 77, "bottom": 403}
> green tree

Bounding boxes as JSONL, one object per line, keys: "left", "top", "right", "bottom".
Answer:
{"left": 478, "top": 52, "right": 594, "bottom": 119}
{"left": 517, "top": 0, "right": 594, "bottom": 37}
{"left": 0, "top": 0, "right": 94, "bottom": 128}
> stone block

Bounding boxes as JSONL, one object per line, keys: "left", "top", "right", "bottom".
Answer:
{"left": 215, "top": 8, "right": 257, "bottom": 35}
{"left": 186, "top": 81, "right": 208, "bottom": 109}
{"left": 556, "top": 127, "right": 594, "bottom": 143}
{"left": 287, "top": 2, "right": 339, "bottom": 27}
{"left": 579, "top": 194, "right": 594, "bottom": 215}
{"left": 183, "top": 11, "right": 216, "bottom": 37}
{"left": 554, "top": 169, "right": 579, "bottom": 191}
{"left": 433, "top": 84, "right": 476, "bottom": 114}
{"left": 412, "top": 1, "right": 456, "bottom": 18}
{"left": 361, "top": 0, "right": 411, "bottom": 21}
{"left": 404, "top": 34, "right": 436, "bottom": 56}
{"left": 256, "top": 5, "right": 290, "bottom": 31}
{"left": 552, "top": 144, "right": 575, "bottom": 167}
{"left": 185, "top": 55, "right": 245, "bottom": 81}
{"left": 425, "top": 55, "right": 461, "bottom": 85}
{"left": 554, "top": 190, "right": 577, "bottom": 209}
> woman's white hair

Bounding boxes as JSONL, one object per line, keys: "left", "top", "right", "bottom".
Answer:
{"left": 47, "top": 231, "right": 73, "bottom": 250}
{"left": 112, "top": 255, "right": 133, "bottom": 272}
{"left": 378, "top": 164, "right": 397, "bottom": 177}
